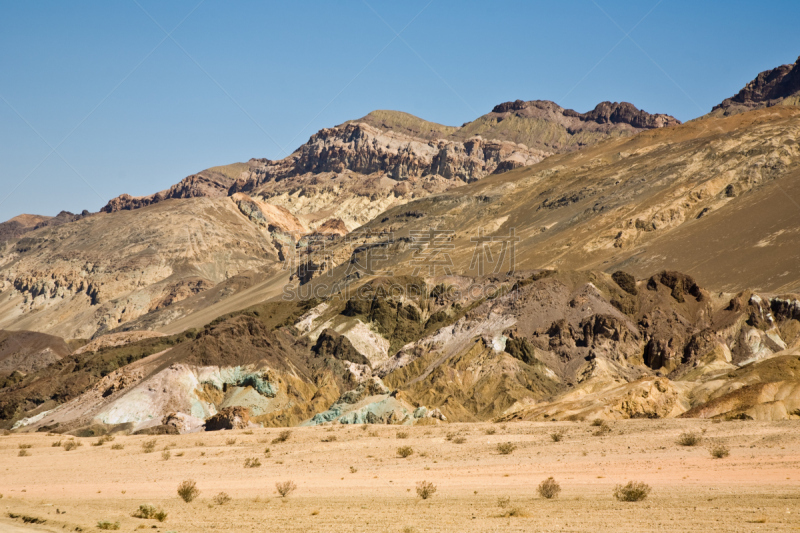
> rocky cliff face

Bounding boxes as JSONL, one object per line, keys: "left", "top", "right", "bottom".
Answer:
{"left": 100, "top": 100, "right": 679, "bottom": 232}
{"left": 712, "top": 55, "right": 800, "bottom": 116}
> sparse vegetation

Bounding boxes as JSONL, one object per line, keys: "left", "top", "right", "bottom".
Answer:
{"left": 551, "top": 430, "right": 565, "bottom": 442}
{"left": 678, "top": 431, "right": 702, "bottom": 446}
{"left": 213, "top": 492, "right": 231, "bottom": 505}
{"left": 276, "top": 480, "right": 297, "bottom": 497}
{"left": 396, "top": 431, "right": 409, "bottom": 439}
{"left": 132, "top": 504, "right": 167, "bottom": 521}
{"left": 497, "top": 496, "right": 511, "bottom": 508}
{"left": 141, "top": 439, "right": 157, "bottom": 453}
{"left": 244, "top": 457, "right": 261, "bottom": 468}
{"left": 591, "top": 418, "right": 604, "bottom": 427}
{"left": 321, "top": 435, "right": 337, "bottom": 442}
{"left": 51, "top": 440, "right": 62, "bottom": 447}
{"left": 613, "top": 481, "right": 651, "bottom": 502}
{"left": 497, "top": 442, "right": 517, "bottom": 455}
{"left": 111, "top": 443, "right": 124, "bottom": 450}
{"left": 350, "top": 466, "right": 358, "bottom": 473}
{"left": 18, "top": 449, "right": 29, "bottom": 457}
{"left": 452, "top": 436, "right": 467, "bottom": 444}
{"left": 63, "top": 440, "right": 80, "bottom": 451}
{"left": 499, "top": 507, "right": 529, "bottom": 517}
{"left": 177, "top": 479, "right": 200, "bottom": 503}
{"left": 97, "top": 520, "right": 120, "bottom": 530}
{"left": 593, "top": 422, "right": 611, "bottom": 436}
{"left": 416, "top": 480, "right": 437, "bottom": 499}
{"left": 537, "top": 477, "right": 561, "bottom": 499}
{"left": 225, "top": 437, "right": 237, "bottom": 446}
{"left": 397, "top": 446, "right": 414, "bottom": 458}
{"left": 711, "top": 443, "right": 730, "bottom": 459}
{"left": 272, "top": 430, "right": 291, "bottom": 444}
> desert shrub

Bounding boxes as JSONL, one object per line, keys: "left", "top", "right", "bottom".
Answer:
{"left": 195, "top": 440, "right": 205, "bottom": 446}
{"left": 132, "top": 504, "right": 166, "bottom": 521}
{"left": 397, "top": 446, "right": 414, "bottom": 458}
{"left": 244, "top": 457, "right": 261, "bottom": 468}
{"left": 321, "top": 435, "right": 337, "bottom": 443}
{"left": 276, "top": 480, "right": 297, "bottom": 497}
{"left": 445, "top": 432, "right": 455, "bottom": 441}
{"left": 111, "top": 443, "right": 124, "bottom": 450}
{"left": 452, "top": 436, "right": 467, "bottom": 444}
{"left": 361, "top": 424, "right": 369, "bottom": 431}
{"left": 550, "top": 430, "right": 565, "bottom": 442}
{"left": 51, "top": 440, "right": 62, "bottom": 447}
{"left": 141, "top": 439, "right": 156, "bottom": 453}
{"left": 677, "top": 432, "right": 701, "bottom": 446}
{"left": 416, "top": 481, "right": 436, "bottom": 500}
{"left": 177, "top": 479, "right": 200, "bottom": 503}
{"left": 484, "top": 428, "right": 496, "bottom": 435}
{"left": 497, "top": 496, "right": 511, "bottom": 508}
{"left": 213, "top": 492, "right": 231, "bottom": 505}
{"left": 497, "top": 442, "right": 516, "bottom": 455}
{"left": 243, "top": 430, "right": 253, "bottom": 435}
{"left": 613, "top": 481, "right": 651, "bottom": 502}
{"left": 710, "top": 443, "right": 730, "bottom": 459}
{"left": 350, "top": 466, "right": 358, "bottom": 473}
{"left": 97, "top": 520, "right": 120, "bottom": 530}
{"left": 18, "top": 443, "right": 32, "bottom": 449}
{"left": 272, "top": 430, "right": 291, "bottom": 444}
{"left": 63, "top": 440, "right": 80, "bottom": 451}
{"left": 396, "top": 431, "right": 409, "bottom": 439}
{"left": 225, "top": 438, "right": 237, "bottom": 446}
{"left": 593, "top": 422, "right": 611, "bottom": 436}
{"left": 17, "top": 449, "right": 29, "bottom": 457}
{"left": 590, "top": 419, "right": 604, "bottom": 427}
{"left": 161, "top": 449, "right": 171, "bottom": 460}
{"left": 537, "top": 477, "right": 561, "bottom": 499}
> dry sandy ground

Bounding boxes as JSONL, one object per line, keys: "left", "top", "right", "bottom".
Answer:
{"left": 1, "top": 420, "right": 799, "bottom": 532}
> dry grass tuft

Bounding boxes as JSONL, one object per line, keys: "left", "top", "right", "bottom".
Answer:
{"left": 397, "top": 446, "right": 414, "bottom": 458}
{"left": 244, "top": 457, "right": 261, "bottom": 468}
{"left": 213, "top": 492, "right": 231, "bottom": 505}
{"left": 537, "top": 476, "right": 561, "bottom": 499}
{"left": 710, "top": 443, "right": 730, "bottom": 459}
{"left": 416, "top": 480, "right": 436, "bottom": 499}
{"left": 177, "top": 479, "right": 200, "bottom": 503}
{"left": 677, "top": 432, "right": 702, "bottom": 446}
{"left": 276, "top": 480, "right": 297, "bottom": 498}
{"left": 141, "top": 439, "right": 156, "bottom": 453}
{"left": 497, "top": 442, "right": 516, "bottom": 455}
{"left": 272, "top": 430, "right": 291, "bottom": 444}
{"left": 96, "top": 520, "right": 120, "bottom": 530}
{"left": 613, "top": 481, "right": 651, "bottom": 502}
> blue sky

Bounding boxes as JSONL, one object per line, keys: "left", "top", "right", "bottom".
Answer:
{"left": 1, "top": 1, "right": 799, "bottom": 220}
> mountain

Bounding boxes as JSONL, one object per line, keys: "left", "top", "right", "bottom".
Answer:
{"left": 4, "top": 58, "right": 800, "bottom": 435}
{"left": 711, "top": 55, "right": 800, "bottom": 116}
{"left": 100, "top": 100, "right": 678, "bottom": 233}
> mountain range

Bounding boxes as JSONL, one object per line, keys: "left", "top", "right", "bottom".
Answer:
{"left": 2, "top": 54, "right": 800, "bottom": 435}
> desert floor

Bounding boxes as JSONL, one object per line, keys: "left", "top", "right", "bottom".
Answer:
{"left": 1, "top": 419, "right": 799, "bottom": 532}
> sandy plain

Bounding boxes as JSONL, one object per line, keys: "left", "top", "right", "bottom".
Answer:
{"left": 1, "top": 419, "right": 799, "bottom": 532}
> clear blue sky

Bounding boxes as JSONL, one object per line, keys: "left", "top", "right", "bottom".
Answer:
{"left": 1, "top": 1, "right": 799, "bottom": 220}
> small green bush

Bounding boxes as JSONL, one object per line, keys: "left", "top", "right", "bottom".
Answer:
{"left": 97, "top": 520, "right": 120, "bottom": 530}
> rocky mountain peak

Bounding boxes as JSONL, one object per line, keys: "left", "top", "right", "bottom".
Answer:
{"left": 712, "top": 55, "right": 800, "bottom": 115}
